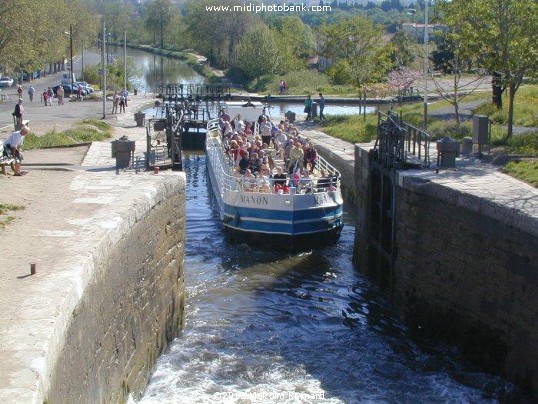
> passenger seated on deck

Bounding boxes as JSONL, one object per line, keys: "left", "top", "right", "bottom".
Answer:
{"left": 272, "top": 167, "right": 289, "bottom": 194}
{"left": 241, "top": 169, "right": 257, "bottom": 191}
{"left": 238, "top": 150, "right": 249, "bottom": 174}
{"left": 257, "top": 167, "right": 271, "bottom": 193}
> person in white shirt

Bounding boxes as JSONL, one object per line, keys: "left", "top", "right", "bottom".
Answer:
{"left": 2, "top": 125, "right": 29, "bottom": 175}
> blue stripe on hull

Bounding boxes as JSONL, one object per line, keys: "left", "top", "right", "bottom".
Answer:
{"left": 223, "top": 203, "right": 343, "bottom": 236}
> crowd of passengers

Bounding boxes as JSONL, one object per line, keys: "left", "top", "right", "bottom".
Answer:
{"left": 217, "top": 109, "right": 337, "bottom": 193}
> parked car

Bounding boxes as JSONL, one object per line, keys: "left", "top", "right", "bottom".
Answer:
{"left": 74, "top": 81, "right": 94, "bottom": 93}
{"left": 0, "top": 77, "right": 14, "bottom": 87}
{"left": 52, "top": 84, "right": 90, "bottom": 97}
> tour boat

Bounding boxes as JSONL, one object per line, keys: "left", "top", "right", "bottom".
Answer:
{"left": 205, "top": 101, "right": 344, "bottom": 250}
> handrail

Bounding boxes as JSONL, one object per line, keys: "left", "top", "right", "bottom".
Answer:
{"left": 206, "top": 119, "right": 341, "bottom": 195}
{"left": 375, "top": 111, "right": 431, "bottom": 168}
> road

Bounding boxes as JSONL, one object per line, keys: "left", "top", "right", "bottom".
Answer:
{"left": 0, "top": 51, "right": 103, "bottom": 135}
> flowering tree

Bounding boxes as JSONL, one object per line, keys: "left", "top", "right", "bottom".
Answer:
{"left": 387, "top": 68, "right": 422, "bottom": 105}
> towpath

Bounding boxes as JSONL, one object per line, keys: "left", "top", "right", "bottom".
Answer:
{"left": 0, "top": 87, "right": 163, "bottom": 401}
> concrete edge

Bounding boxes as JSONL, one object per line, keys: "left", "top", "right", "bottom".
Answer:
{"left": 398, "top": 173, "right": 538, "bottom": 238}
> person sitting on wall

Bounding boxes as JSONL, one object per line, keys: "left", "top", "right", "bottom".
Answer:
{"left": 2, "top": 125, "right": 29, "bottom": 176}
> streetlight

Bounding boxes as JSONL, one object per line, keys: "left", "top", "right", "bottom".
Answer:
{"left": 423, "top": 1, "right": 429, "bottom": 130}
{"left": 123, "top": 27, "right": 127, "bottom": 91}
{"left": 101, "top": 20, "right": 107, "bottom": 119}
{"left": 65, "top": 24, "right": 74, "bottom": 90}
{"left": 406, "top": 8, "right": 417, "bottom": 41}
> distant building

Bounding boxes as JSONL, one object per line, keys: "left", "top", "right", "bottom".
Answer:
{"left": 401, "top": 23, "right": 447, "bottom": 43}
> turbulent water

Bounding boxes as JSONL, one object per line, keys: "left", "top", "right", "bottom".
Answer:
{"left": 138, "top": 153, "right": 520, "bottom": 403}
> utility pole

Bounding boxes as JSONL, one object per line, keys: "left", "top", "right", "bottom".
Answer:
{"left": 69, "top": 24, "right": 74, "bottom": 90}
{"left": 81, "top": 40, "right": 84, "bottom": 81}
{"left": 423, "top": 1, "right": 429, "bottom": 130}
{"left": 124, "top": 27, "right": 127, "bottom": 91}
{"left": 102, "top": 20, "right": 106, "bottom": 119}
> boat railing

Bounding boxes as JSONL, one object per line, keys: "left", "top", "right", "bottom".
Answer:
{"left": 206, "top": 119, "right": 341, "bottom": 196}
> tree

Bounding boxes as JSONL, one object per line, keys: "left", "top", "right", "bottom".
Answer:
{"left": 235, "top": 24, "right": 280, "bottom": 83}
{"left": 144, "top": 0, "right": 175, "bottom": 48}
{"left": 389, "top": 30, "right": 417, "bottom": 67}
{"left": 184, "top": 0, "right": 257, "bottom": 69}
{"left": 320, "top": 16, "right": 393, "bottom": 90}
{"left": 429, "top": 31, "right": 486, "bottom": 126}
{"left": 440, "top": 0, "right": 538, "bottom": 138}
{"left": 270, "top": 16, "right": 315, "bottom": 71}
{"left": 387, "top": 67, "right": 421, "bottom": 104}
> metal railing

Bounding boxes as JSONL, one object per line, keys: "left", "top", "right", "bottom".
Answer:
{"left": 375, "top": 111, "right": 431, "bottom": 169}
{"left": 206, "top": 119, "right": 341, "bottom": 195}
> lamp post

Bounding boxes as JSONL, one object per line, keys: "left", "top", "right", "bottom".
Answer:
{"left": 423, "top": 1, "right": 429, "bottom": 130}
{"left": 68, "top": 24, "right": 74, "bottom": 90}
{"left": 102, "top": 20, "right": 107, "bottom": 119}
{"left": 123, "top": 27, "right": 127, "bottom": 91}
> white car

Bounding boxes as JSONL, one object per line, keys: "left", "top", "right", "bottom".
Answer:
{"left": 0, "top": 77, "right": 14, "bottom": 87}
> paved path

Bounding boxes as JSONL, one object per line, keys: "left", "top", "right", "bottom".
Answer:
{"left": 0, "top": 92, "right": 165, "bottom": 402}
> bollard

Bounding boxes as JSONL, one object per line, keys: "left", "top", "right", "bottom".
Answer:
{"left": 154, "top": 166, "right": 160, "bottom": 174}
{"left": 30, "top": 263, "right": 36, "bottom": 275}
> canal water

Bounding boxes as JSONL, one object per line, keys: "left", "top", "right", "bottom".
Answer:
{"left": 139, "top": 152, "right": 519, "bottom": 403}
{"left": 125, "top": 48, "right": 376, "bottom": 118}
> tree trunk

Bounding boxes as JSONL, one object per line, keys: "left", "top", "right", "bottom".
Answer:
{"left": 492, "top": 72, "right": 503, "bottom": 109}
{"left": 453, "top": 72, "right": 460, "bottom": 127}
{"left": 507, "top": 83, "right": 516, "bottom": 138}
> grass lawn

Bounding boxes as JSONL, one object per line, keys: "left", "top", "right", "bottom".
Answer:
{"left": 317, "top": 84, "right": 537, "bottom": 186}
{"left": 23, "top": 119, "right": 113, "bottom": 149}
{"left": 502, "top": 161, "right": 538, "bottom": 187}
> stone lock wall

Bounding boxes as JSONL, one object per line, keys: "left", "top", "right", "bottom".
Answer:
{"left": 392, "top": 177, "right": 538, "bottom": 396}
{"left": 353, "top": 142, "right": 538, "bottom": 397}
{"left": 46, "top": 178, "right": 186, "bottom": 403}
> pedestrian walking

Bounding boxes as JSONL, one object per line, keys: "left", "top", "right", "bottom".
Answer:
{"left": 27, "top": 86, "right": 35, "bottom": 102}
{"left": 12, "top": 99, "right": 24, "bottom": 129}
{"left": 111, "top": 91, "right": 119, "bottom": 114}
{"left": 47, "top": 87, "right": 53, "bottom": 106}
{"left": 304, "top": 95, "right": 313, "bottom": 122}
{"left": 121, "top": 88, "right": 129, "bottom": 107}
{"left": 57, "top": 86, "right": 65, "bottom": 105}
{"left": 318, "top": 92, "right": 326, "bottom": 121}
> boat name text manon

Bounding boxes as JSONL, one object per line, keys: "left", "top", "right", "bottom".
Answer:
{"left": 240, "top": 194, "right": 269, "bottom": 205}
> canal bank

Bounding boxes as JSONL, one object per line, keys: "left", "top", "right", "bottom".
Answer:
{"left": 0, "top": 97, "right": 187, "bottom": 402}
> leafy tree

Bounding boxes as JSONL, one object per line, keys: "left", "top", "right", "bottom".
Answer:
{"left": 104, "top": 0, "right": 134, "bottom": 41}
{"left": 389, "top": 30, "right": 417, "bottom": 67}
{"left": 144, "top": 0, "right": 175, "bottom": 48}
{"left": 439, "top": 0, "right": 538, "bottom": 138}
{"left": 270, "top": 16, "right": 315, "bottom": 71}
{"left": 235, "top": 24, "right": 280, "bottom": 83}
{"left": 184, "top": 0, "right": 257, "bottom": 69}
{"left": 429, "top": 31, "right": 487, "bottom": 126}
{"left": 319, "top": 16, "right": 393, "bottom": 90}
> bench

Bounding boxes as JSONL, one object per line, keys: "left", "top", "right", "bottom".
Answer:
{"left": 0, "top": 156, "right": 15, "bottom": 175}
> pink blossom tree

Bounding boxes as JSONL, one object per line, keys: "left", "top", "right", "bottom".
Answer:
{"left": 387, "top": 68, "right": 422, "bottom": 105}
